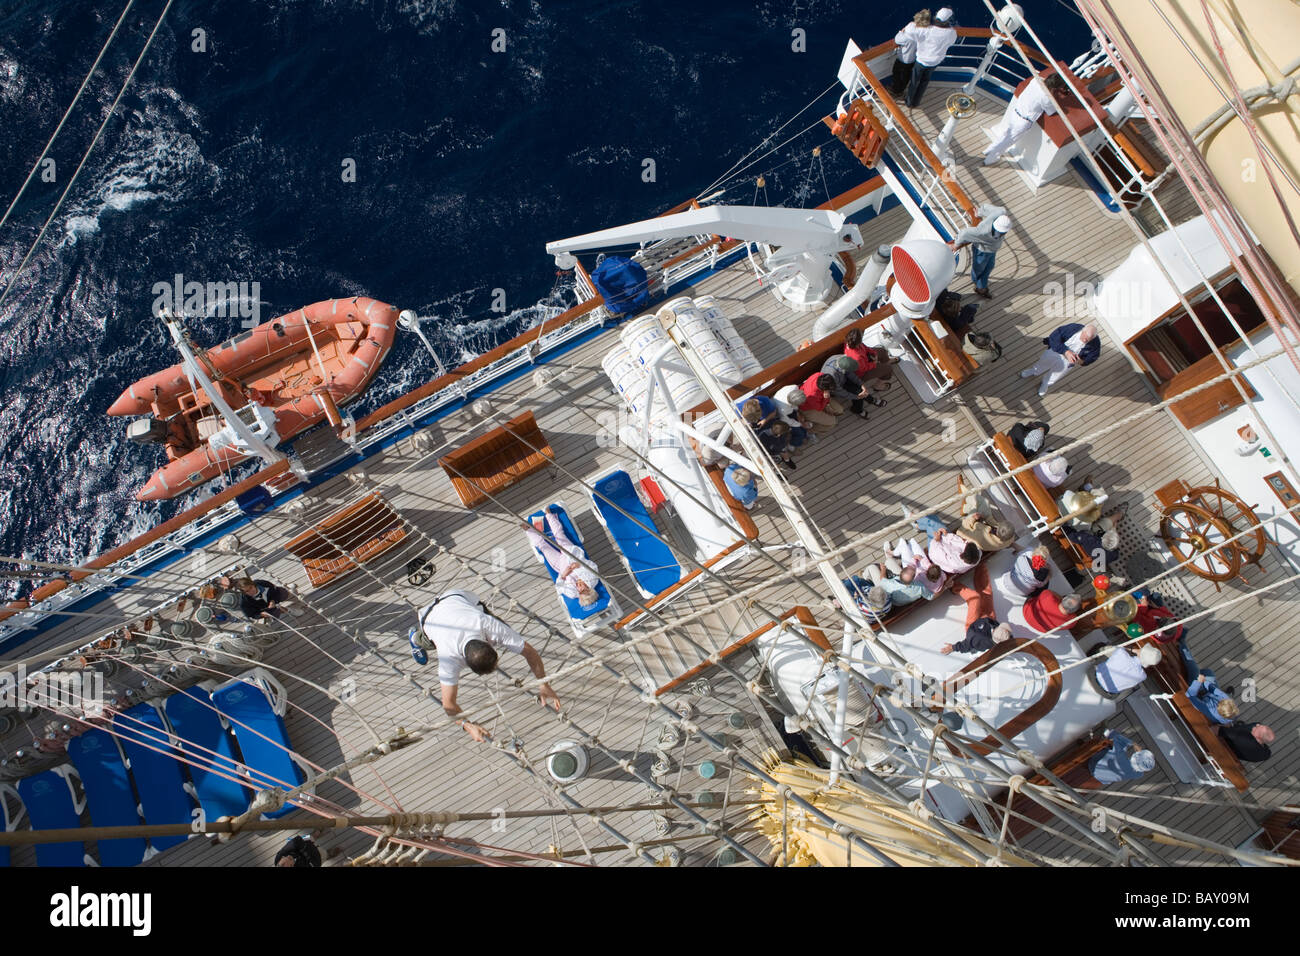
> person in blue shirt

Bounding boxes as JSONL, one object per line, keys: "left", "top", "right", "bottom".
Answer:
{"left": 1020, "top": 322, "right": 1101, "bottom": 397}
{"left": 740, "top": 395, "right": 807, "bottom": 455}
{"left": 1186, "top": 673, "right": 1239, "bottom": 725}
{"left": 722, "top": 464, "right": 758, "bottom": 509}
{"left": 868, "top": 563, "right": 932, "bottom": 606}
{"left": 1087, "top": 730, "right": 1156, "bottom": 786}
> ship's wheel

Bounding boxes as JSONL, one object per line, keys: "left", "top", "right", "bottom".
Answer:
{"left": 1160, "top": 502, "right": 1238, "bottom": 584}
{"left": 1158, "top": 478, "right": 1267, "bottom": 589}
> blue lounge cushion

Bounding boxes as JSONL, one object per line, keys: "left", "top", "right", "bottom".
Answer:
{"left": 66, "top": 729, "right": 147, "bottom": 866}
{"left": 528, "top": 505, "right": 613, "bottom": 621}
{"left": 17, "top": 769, "right": 86, "bottom": 867}
{"left": 211, "top": 675, "right": 305, "bottom": 819}
{"left": 164, "top": 687, "right": 252, "bottom": 822}
{"left": 591, "top": 471, "right": 681, "bottom": 597}
{"left": 113, "top": 703, "right": 194, "bottom": 852}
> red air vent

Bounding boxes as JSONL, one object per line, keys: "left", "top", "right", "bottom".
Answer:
{"left": 891, "top": 246, "right": 930, "bottom": 303}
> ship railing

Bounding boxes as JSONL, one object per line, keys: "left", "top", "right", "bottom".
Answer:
{"left": 1141, "top": 693, "right": 1236, "bottom": 789}
{"left": 903, "top": 324, "right": 960, "bottom": 397}
{"left": 0, "top": 301, "right": 613, "bottom": 645}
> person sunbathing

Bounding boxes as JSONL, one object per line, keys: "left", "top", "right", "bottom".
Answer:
{"left": 524, "top": 511, "right": 601, "bottom": 608}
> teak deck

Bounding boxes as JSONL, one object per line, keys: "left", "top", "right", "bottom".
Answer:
{"left": 4, "top": 81, "right": 1298, "bottom": 868}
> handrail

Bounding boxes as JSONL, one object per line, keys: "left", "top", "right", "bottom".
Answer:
{"left": 942, "top": 637, "right": 1063, "bottom": 757}
{"left": 850, "top": 53, "right": 978, "bottom": 224}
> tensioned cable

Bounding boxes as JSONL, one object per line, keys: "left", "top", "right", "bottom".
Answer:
{"left": 696, "top": 80, "right": 842, "bottom": 199}
{"left": 0, "top": 0, "right": 175, "bottom": 313}
{"left": 0, "top": 1, "right": 137, "bottom": 235}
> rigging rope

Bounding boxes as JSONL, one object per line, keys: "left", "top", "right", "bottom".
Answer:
{"left": 0, "top": 0, "right": 175, "bottom": 314}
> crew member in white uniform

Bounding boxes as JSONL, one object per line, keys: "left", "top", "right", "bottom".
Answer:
{"left": 983, "top": 73, "right": 1069, "bottom": 165}
{"left": 410, "top": 589, "right": 560, "bottom": 741}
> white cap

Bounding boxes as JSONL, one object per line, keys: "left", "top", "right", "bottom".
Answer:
{"left": 936, "top": 7, "right": 955, "bottom": 22}
{"left": 1042, "top": 456, "right": 1070, "bottom": 483}
{"left": 1138, "top": 644, "right": 1163, "bottom": 667}
{"left": 992, "top": 214, "right": 1013, "bottom": 233}
{"left": 992, "top": 623, "right": 1013, "bottom": 643}
{"left": 1131, "top": 749, "right": 1156, "bottom": 773}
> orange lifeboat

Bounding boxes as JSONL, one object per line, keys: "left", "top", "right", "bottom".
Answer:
{"left": 110, "top": 296, "right": 399, "bottom": 501}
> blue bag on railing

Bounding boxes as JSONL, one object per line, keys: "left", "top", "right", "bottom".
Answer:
{"left": 590, "top": 256, "right": 650, "bottom": 316}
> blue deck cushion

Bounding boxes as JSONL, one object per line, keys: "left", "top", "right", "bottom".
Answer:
{"left": 211, "top": 676, "right": 305, "bottom": 819}
{"left": 528, "top": 505, "right": 613, "bottom": 621}
{"left": 590, "top": 471, "right": 681, "bottom": 597}
{"left": 164, "top": 687, "right": 252, "bottom": 822}
{"left": 66, "top": 729, "right": 147, "bottom": 866}
{"left": 16, "top": 769, "right": 87, "bottom": 867}
{"left": 113, "top": 703, "right": 194, "bottom": 852}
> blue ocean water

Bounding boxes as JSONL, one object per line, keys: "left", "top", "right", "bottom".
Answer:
{"left": 0, "top": 0, "right": 1085, "bottom": 597}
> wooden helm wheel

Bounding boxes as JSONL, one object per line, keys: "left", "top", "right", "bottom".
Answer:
{"left": 1160, "top": 502, "right": 1239, "bottom": 583}
{"left": 1184, "top": 482, "right": 1267, "bottom": 565}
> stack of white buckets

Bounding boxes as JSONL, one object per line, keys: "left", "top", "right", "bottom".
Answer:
{"left": 598, "top": 295, "right": 762, "bottom": 563}
{"left": 601, "top": 295, "right": 762, "bottom": 427}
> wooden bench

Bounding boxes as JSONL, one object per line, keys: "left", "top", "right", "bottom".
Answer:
{"left": 911, "top": 314, "right": 977, "bottom": 388}
{"left": 284, "top": 493, "right": 408, "bottom": 589}
{"left": 991, "top": 432, "right": 1093, "bottom": 574}
{"left": 704, "top": 465, "right": 760, "bottom": 540}
{"left": 1145, "top": 645, "right": 1249, "bottom": 791}
{"left": 439, "top": 410, "right": 554, "bottom": 509}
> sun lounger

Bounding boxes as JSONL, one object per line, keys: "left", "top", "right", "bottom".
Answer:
{"left": 527, "top": 503, "right": 620, "bottom": 631}
{"left": 0, "top": 782, "right": 24, "bottom": 867}
{"left": 66, "top": 728, "right": 148, "bottom": 866}
{"left": 113, "top": 702, "right": 195, "bottom": 852}
{"left": 590, "top": 470, "right": 682, "bottom": 599}
{"left": 164, "top": 685, "right": 252, "bottom": 822}
{"left": 16, "top": 766, "right": 91, "bottom": 867}
{"left": 210, "top": 668, "right": 307, "bottom": 819}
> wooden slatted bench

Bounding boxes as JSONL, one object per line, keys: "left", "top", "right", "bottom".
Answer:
{"left": 439, "top": 410, "right": 554, "bottom": 509}
{"left": 704, "top": 465, "right": 760, "bottom": 540}
{"left": 284, "top": 493, "right": 408, "bottom": 589}
{"left": 911, "top": 314, "right": 977, "bottom": 388}
{"left": 992, "top": 432, "right": 1093, "bottom": 574}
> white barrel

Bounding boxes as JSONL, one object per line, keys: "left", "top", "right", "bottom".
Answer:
{"left": 602, "top": 345, "right": 651, "bottom": 419}
{"left": 620, "top": 314, "right": 669, "bottom": 359}
{"left": 694, "top": 295, "right": 763, "bottom": 378}
{"left": 626, "top": 313, "right": 706, "bottom": 415}
{"left": 671, "top": 303, "right": 741, "bottom": 386}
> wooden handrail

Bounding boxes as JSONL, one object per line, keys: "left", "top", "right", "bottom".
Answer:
{"left": 0, "top": 461, "right": 292, "bottom": 625}
{"left": 851, "top": 53, "right": 978, "bottom": 223}
{"left": 943, "top": 637, "right": 1063, "bottom": 757}
{"left": 355, "top": 295, "right": 607, "bottom": 433}
{"left": 653, "top": 603, "right": 831, "bottom": 695}
{"left": 655, "top": 612, "right": 789, "bottom": 697}
{"left": 613, "top": 539, "right": 747, "bottom": 630}
{"left": 682, "top": 303, "right": 897, "bottom": 420}
{"left": 815, "top": 175, "right": 886, "bottom": 213}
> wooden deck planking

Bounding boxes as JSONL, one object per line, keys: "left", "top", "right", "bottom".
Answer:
{"left": 4, "top": 82, "right": 1298, "bottom": 868}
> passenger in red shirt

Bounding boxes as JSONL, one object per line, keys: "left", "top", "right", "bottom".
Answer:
{"left": 798, "top": 372, "right": 844, "bottom": 431}
{"left": 1132, "top": 591, "right": 1184, "bottom": 643}
{"left": 1023, "top": 589, "right": 1084, "bottom": 635}
{"left": 843, "top": 328, "right": 897, "bottom": 403}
